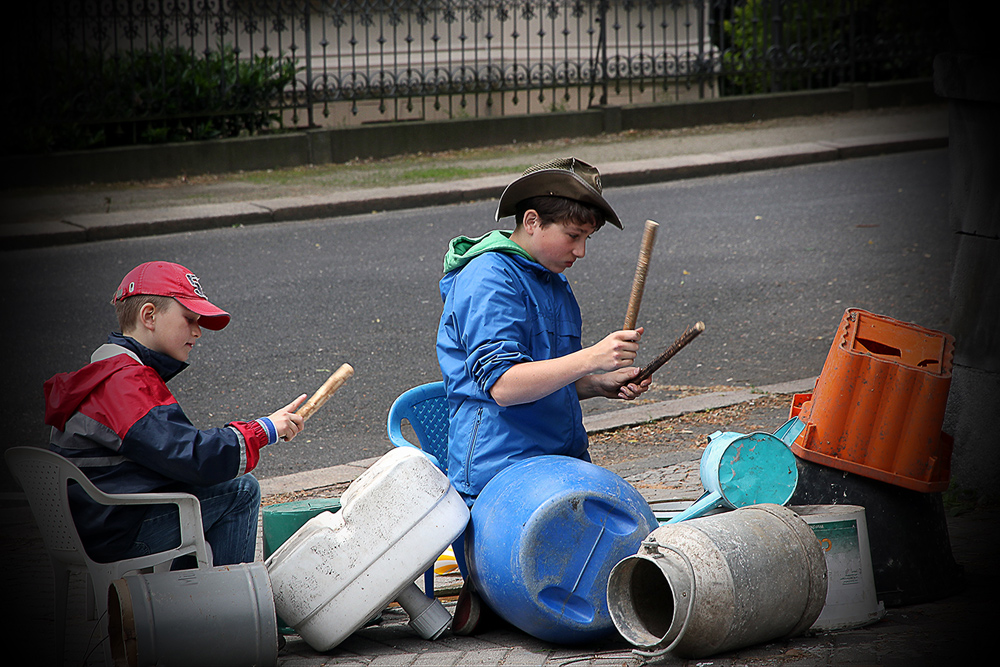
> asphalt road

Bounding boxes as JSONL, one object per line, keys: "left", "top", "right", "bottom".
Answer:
{"left": 1, "top": 149, "right": 954, "bottom": 484}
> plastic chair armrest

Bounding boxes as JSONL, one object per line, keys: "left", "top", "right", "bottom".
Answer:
{"left": 387, "top": 421, "right": 420, "bottom": 449}
{"left": 97, "top": 490, "right": 200, "bottom": 507}
{"left": 84, "top": 490, "right": 211, "bottom": 568}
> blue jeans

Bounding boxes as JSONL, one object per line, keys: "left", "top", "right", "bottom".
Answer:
{"left": 120, "top": 474, "right": 261, "bottom": 566}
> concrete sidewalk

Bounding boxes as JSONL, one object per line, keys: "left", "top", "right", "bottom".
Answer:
{"left": 1, "top": 104, "right": 947, "bottom": 249}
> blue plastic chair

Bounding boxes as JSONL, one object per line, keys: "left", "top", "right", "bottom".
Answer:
{"left": 386, "top": 381, "right": 466, "bottom": 596}
{"left": 387, "top": 381, "right": 450, "bottom": 474}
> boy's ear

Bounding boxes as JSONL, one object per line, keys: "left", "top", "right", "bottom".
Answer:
{"left": 521, "top": 209, "right": 540, "bottom": 233}
{"left": 138, "top": 301, "right": 158, "bottom": 331}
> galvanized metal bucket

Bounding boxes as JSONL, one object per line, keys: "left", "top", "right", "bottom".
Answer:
{"left": 608, "top": 503, "right": 827, "bottom": 659}
{"left": 108, "top": 562, "right": 278, "bottom": 667}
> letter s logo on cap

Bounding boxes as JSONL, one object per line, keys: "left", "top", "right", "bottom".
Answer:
{"left": 186, "top": 273, "right": 207, "bottom": 299}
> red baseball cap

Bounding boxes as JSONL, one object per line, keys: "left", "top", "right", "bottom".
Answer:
{"left": 113, "top": 261, "right": 231, "bottom": 330}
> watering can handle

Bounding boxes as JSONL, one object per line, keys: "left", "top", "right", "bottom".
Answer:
{"left": 665, "top": 490, "right": 724, "bottom": 524}
{"left": 632, "top": 542, "right": 698, "bottom": 660}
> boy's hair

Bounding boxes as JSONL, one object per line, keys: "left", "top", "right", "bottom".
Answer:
{"left": 114, "top": 294, "right": 175, "bottom": 333}
{"left": 515, "top": 195, "right": 605, "bottom": 231}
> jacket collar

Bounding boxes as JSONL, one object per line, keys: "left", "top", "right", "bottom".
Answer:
{"left": 107, "top": 332, "right": 188, "bottom": 382}
{"left": 442, "top": 229, "right": 536, "bottom": 274}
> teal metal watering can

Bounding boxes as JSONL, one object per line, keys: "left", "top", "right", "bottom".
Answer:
{"left": 666, "top": 430, "right": 799, "bottom": 524}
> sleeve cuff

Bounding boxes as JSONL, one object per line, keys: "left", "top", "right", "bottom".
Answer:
{"left": 256, "top": 417, "right": 279, "bottom": 445}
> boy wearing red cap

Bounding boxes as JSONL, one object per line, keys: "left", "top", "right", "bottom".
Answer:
{"left": 43, "top": 261, "right": 306, "bottom": 566}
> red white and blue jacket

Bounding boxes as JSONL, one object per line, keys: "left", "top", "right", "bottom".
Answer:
{"left": 44, "top": 333, "right": 271, "bottom": 562}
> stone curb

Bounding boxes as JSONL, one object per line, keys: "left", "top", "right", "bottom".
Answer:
{"left": 0, "top": 130, "right": 945, "bottom": 250}
{"left": 258, "top": 376, "right": 817, "bottom": 497}
{"left": 582, "top": 376, "right": 817, "bottom": 433}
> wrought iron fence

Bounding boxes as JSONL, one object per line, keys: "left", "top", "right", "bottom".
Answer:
{"left": 6, "top": 0, "right": 945, "bottom": 154}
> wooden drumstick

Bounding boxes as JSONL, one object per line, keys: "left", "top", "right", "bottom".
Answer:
{"left": 623, "top": 220, "right": 659, "bottom": 330}
{"left": 628, "top": 322, "right": 705, "bottom": 386}
{"left": 296, "top": 363, "right": 354, "bottom": 421}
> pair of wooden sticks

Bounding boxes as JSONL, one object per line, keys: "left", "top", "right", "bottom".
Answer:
{"left": 621, "top": 220, "right": 704, "bottom": 386}
{"left": 294, "top": 218, "right": 699, "bottom": 416}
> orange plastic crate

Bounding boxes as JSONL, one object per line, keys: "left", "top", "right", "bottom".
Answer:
{"left": 790, "top": 309, "right": 955, "bottom": 492}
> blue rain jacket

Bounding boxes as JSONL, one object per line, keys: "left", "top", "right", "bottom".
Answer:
{"left": 437, "top": 232, "right": 590, "bottom": 501}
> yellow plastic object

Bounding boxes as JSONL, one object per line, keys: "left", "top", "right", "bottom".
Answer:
{"left": 433, "top": 546, "right": 459, "bottom": 576}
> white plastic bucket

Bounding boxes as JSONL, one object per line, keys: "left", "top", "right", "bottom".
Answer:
{"left": 108, "top": 562, "right": 278, "bottom": 667}
{"left": 607, "top": 503, "right": 828, "bottom": 659}
{"left": 793, "top": 505, "right": 886, "bottom": 632}
{"left": 265, "top": 447, "right": 470, "bottom": 651}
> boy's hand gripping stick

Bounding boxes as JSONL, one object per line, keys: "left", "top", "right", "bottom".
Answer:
{"left": 296, "top": 363, "right": 354, "bottom": 421}
{"left": 627, "top": 322, "right": 705, "bottom": 386}
{"left": 623, "top": 220, "right": 659, "bottom": 330}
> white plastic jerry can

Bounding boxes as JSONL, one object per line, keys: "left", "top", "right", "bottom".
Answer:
{"left": 265, "top": 447, "right": 470, "bottom": 651}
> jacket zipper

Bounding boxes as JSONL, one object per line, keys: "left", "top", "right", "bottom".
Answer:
{"left": 463, "top": 406, "right": 483, "bottom": 488}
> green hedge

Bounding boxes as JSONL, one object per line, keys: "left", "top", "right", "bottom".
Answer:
{"left": 18, "top": 46, "right": 298, "bottom": 154}
{"left": 719, "top": 0, "right": 943, "bottom": 96}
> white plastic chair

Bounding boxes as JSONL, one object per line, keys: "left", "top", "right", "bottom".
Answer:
{"left": 4, "top": 446, "right": 212, "bottom": 665}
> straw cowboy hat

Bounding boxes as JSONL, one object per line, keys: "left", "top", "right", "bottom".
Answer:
{"left": 495, "top": 157, "right": 622, "bottom": 228}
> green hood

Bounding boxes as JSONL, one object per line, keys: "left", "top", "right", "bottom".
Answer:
{"left": 442, "top": 229, "right": 535, "bottom": 273}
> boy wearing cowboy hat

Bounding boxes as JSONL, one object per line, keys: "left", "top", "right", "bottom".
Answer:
{"left": 436, "top": 158, "right": 650, "bottom": 631}
{"left": 438, "top": 157, "right": 650, "bottom": 504}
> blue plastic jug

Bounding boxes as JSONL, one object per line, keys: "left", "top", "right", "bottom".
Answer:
{"left": 666, "top": 430, "right": 798, "bottom": 524}
{"left": 467, "top": 455, "right": 657, "bottom": 644}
